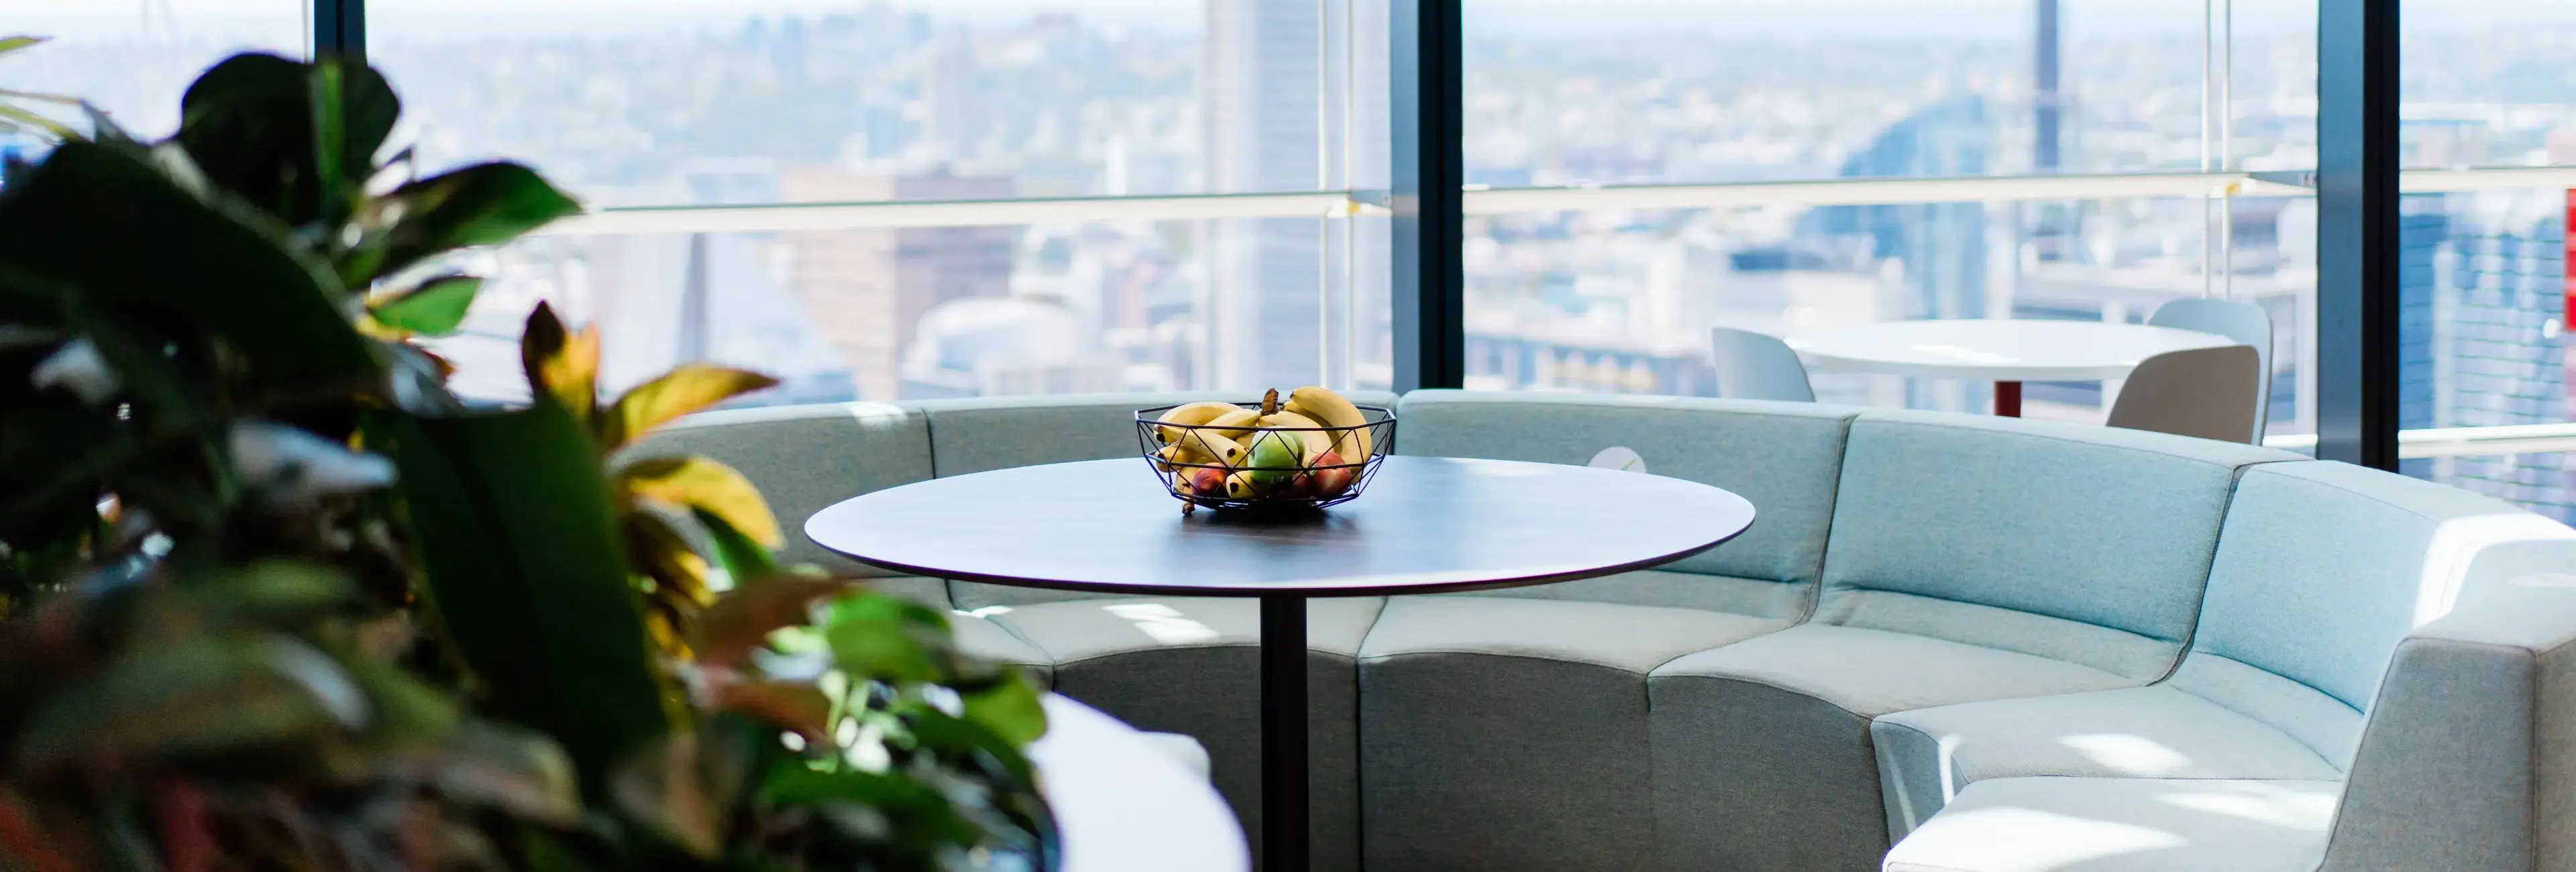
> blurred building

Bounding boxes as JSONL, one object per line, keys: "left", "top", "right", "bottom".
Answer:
{"left": 1204, "top": 0, "right": 1326, "bottom": 390}
{"left": 2399, "top": 193, "right": 2575, "bottom": 521}
{"left": 779, "top": 166, "right": 1016, "bottom": 400}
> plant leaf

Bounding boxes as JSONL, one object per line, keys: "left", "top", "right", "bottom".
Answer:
{"left": 606, "top": 364, "right": 779, "bottom": 447}
{"left": 174, "top": 53, "right": 397, "bottom": 229}
{"left": 368, "top": 275, "right": 480, "bottom": 335}
{"left": 691, "top": 576, "right": 853, "bottom": 669}
{"left": 377, "top": 162, "right": 580, "bottom": 279}
{"left": 820, "top": 592, "right": 946, "bottom": 684}
{"left": 382, "top": 403, "right": 670, "bottom": 787}
{"left": 432, "top": 722, "right": 582, "bottom": 826}
{"left": 519, "top": 302, "right": 597, "bottom": 421}
{"left": 0, "top": 142, "right": 375, "bottom": 380}
{"left": 712, "top": 682, "right": 831, "bottom": 737}
{"left": 961, "top": 671, "right": 1049, "bottom": 746}
{"left": 614, "top": 456, "right": 780, "bottom": 548}
{"left": 0, "top": 36, "right": 46, "bottom": 56}
{"left": 693, "top": 506, "right": 780, "bottom": 586}
{"left": 15, "top": 637, "right": 338, "bottom": 774}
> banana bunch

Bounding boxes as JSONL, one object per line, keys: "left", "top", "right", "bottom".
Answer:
{"left": 1151, "top": 386, "right": 1375, "bottom": 502}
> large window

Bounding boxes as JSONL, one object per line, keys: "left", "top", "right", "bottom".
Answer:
{"left": 362, "top": 0, "right": 1392, "bottom": 404}
{"left": 2391, "top": 0, "right": 2576, "bottom": 520}
{"left": 1458, "top": 0, "right": 2323, "bottom": 425}
{"left": 0, "top": 1, "right": 308, "bottom": 143}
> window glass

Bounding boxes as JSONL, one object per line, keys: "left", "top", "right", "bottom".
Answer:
{"left": 1461, "top": 0, "right": 2315, "bottom": 436}
{"left": 429, "top": 215, "right": 1393, "bottom": 406}
{"left": 0, "top": 1, "right": 307, "bottom": 145}
{"left": 370, "top": 0, "right": 1385, "bottom": 206}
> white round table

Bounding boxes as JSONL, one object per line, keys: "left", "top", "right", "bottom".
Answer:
{"left": 1784, "top": 319, "right": 2239, "bottom": 417}
{"left": 1029, "top": 694, "right": 1249, "bottom": 872}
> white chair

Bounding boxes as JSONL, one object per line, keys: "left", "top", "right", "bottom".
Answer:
{"left": 2104, "top": 345, "right": 2263, "bottom": 443}
{"left": 1709, "top": 327, "right": 1816, "bottom": 402}
{"left": 2148, "top": 298, "right": 2274, "bottom": 441}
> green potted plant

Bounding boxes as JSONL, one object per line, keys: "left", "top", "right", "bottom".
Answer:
{"left": 0, "top": 52, "right": 1051, "bottom": 871}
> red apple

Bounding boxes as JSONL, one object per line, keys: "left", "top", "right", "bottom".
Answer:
{"left": 1185, "top": 466, "right": 1229, "bottom": 497}
{"left": 1308, "top": 451, "right": 1354, "bottom": 497}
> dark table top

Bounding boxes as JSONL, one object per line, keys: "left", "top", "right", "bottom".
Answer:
{"left": 804, "top": 455, "right": 1756, "bottom": 598}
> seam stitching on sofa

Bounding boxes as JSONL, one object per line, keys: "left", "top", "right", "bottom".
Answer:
{"left": 1798, "top": 415, "right": 1858, "bottom": 625}
{"left": 1357, "top": 648, "right": 1670, "bottom": 674}
{"left": 1051, "top": 645, "right": 1361, "bottom": 667}
{"left": 2167, "top": 657, "right": 2359, "bottom": 774}
{"left": 1820, "top": 586, "right": 2173, "bottom": 679}
{"left": 2153, "top": 464, "right": 2270, "bottom": 687}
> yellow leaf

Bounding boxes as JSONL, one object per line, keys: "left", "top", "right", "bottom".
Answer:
{"left": 607, "top": 364, "right": 780, "bottom": 447}
{"left": 519, "top": 302, "right": 598, "bottom": 422}
{"left": 691, "top": 576, "right": 855, "bottom": 669}
{"left": 616, "top": 457, "right": 781, "bottom": 549}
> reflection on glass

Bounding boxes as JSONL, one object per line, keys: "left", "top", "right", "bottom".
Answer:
{"left": 0, "top": 1, "right": 307, "bottom": 144}
{"left": 422, "top": 216, "right": 1392, "bottom": 407}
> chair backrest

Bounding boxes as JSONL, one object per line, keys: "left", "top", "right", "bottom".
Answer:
{"left": 2148, "top": 298, "right": 2273, "bottom": 440}
{"left": 1709, "top": 327, "right": 1817, "bottom": 402}
{"left": 2106, "top": 345, "right": 2262, "bottom": 444}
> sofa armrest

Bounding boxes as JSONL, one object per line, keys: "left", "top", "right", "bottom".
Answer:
{"left": 2322, "top": 545, "right": 2576, "bottom": 872}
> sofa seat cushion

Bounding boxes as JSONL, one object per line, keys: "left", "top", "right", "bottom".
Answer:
{"left": 1883, "top": 777, "right": 2339, "bottom": 872}
{"left": 1646, "top": 624, "right": 2141, "bottom": 872}
{"left": 1356, "top": 596, "right": 1788, "bottom": 872}
{"left": 1871, "top": 684, "right": 2345, "bottom": 838}
{"left": 988, "top": 596, "right": 1383, "bottom": 872}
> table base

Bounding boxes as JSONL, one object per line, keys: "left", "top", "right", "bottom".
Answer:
{"left": 1994, "top": 380, "right": 2022, "bottom": 417}
{"left": 1260, "top": 593, "right": 1308, "bottom": 872}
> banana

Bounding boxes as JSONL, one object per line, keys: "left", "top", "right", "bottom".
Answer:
{"left": 1256, "top": 410, "right": 1334, "bottom": 461}
{"left": 1202, "top": 407, "right": 1263, "bottom": 441}
{"left": 1169, "top": 429, "right": 1246, "bottom": 468}
{"left": 1224, "top": 470, "right": 1267, "bottom": 500}
{"left": 1285, "top": 386, "right": 1372, "bottom": 462}
{"left": 1154, "top": 401, "right": 1242, "bottom": 443}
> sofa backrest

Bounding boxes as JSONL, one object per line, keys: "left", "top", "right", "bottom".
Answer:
{"left": 1816, "top": 410, "right": 2300, "bottom": 682}
{"left": 2183, "top": 460, "right": 2576, "bottom": 769}
{"left": 624, "top": 401, "right": 934, "bottom": 576}
{"left": 1393, "top": 390, "right": 1859, "bottom": 619}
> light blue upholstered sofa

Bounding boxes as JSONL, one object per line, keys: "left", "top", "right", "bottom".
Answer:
{"left": 630, "top": 389, "right": 2576, "bottom": 872}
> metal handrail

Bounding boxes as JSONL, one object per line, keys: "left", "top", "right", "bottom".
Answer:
{"left": 2263, "top": 423, "right": 2576, "bottom": 459}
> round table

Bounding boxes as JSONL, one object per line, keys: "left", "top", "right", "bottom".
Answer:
{"left": 807, "top": 455, "right": 1756, "bottom": 871}
{"left": 1028, "top": 694, "right": 1248, "bottom": 872}
{"left": 1785, "top": 319, "right": 2239, "bottom": 417}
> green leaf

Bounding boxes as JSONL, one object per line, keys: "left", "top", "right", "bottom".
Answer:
{"left": 606, "top": 364, "right": 779, "bottom": 447}
{"left": 615, "top": 456, "right": 781, "bottom": 549}
{"left": 382, "top": 402, "right": 671, "bottom": 787}
{"left": 433, "top": 722, "right": 582, "bottom": 826}
{"left": 377, "top": 162, "right": 580, "bottom": 278}
{"left": 694, "top": 506, "right": 780, "bottom": 586}
{"left": 820, "top": 592, "right": 946, "bottom": 684}
{"left": 0, "top": 36, "right": 46, "bottom": 56}
{"left": 174, "top": 52, "right": 396, "bottom": 228}
{"left": 368, "top": 275, "right": 480, "bottom": 335}
{"left": 961, "top": 671, "right": 1049, "bottom": 747}
{"left": 0, "top": 142, "right": 376, "bottom": 381}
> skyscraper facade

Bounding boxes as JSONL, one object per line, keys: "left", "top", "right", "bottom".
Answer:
{"left": 2398, "top": 193, "right": 2575, "bottom": 521}
{"left": 1203, "top": 0, "right": 1328, "bottom": 391}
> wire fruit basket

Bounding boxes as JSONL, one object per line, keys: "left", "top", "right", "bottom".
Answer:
{"left": 1134, "top": 389, "right": 1397, "bottom": 515}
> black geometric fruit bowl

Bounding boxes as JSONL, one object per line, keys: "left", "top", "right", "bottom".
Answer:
{"left": 1133, "top": 387, "right": 1397, "bottom": 515}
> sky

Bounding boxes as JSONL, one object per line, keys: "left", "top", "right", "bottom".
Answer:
{"left": 3, "top": 0, "right": 2570, "bottom": 41}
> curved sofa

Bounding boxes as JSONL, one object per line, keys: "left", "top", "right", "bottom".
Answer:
{"left": 631, "top": 389, "right": 2576, "bottom": 872}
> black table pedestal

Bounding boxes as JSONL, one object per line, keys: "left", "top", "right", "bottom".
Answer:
{"left": 1258, "top": 593, "right": 1309, "bottom": 872}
